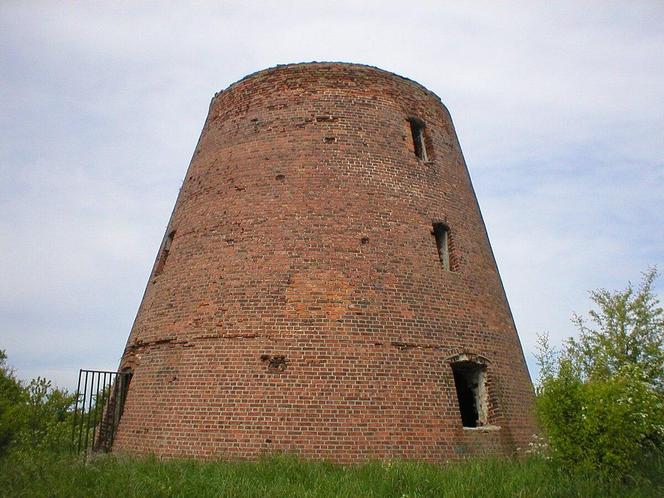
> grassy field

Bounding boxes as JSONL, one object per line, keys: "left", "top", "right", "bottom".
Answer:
{"left": 1, "top": 452, "right": 663, "bottom": 498}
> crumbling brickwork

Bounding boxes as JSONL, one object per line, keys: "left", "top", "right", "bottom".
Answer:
{"left": 113, "top": 62, "right": 537, "bottom": 461}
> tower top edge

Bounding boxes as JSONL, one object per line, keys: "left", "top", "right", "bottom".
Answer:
{"left": 215, "top": 62, "right": 444, "bottom": 105}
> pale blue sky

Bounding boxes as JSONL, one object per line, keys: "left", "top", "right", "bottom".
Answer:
{"left": 1, "top": 1, "right": 663, "bottom": 389}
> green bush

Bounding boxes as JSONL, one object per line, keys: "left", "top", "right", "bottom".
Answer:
{"left": 0, "top": 350, "right": 74, "bottom": 456}
{"left": 17, "top": 376, "right": 75, "bottom": 454}
{"left": 537, "top": 360, "right": 664, "bottom": 477}
{"left": 536, "top": 268, "right": 664, "bottom": 480}
{"left": 0, "top": 350, "right": 25, "bottom": 455}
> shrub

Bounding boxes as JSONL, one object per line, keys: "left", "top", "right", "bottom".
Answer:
{"left": 0, "top": 350, "right": 74, "bottom": 455}
{"left": 16, "top": 376, "right": 75, "bottom": 454}
{"left": 537, "top": 359, "right": 664, "bottom": 477}
{"left": 535, "top": 268, "right": 664, "bottom": 480}
{"left": 0, "top": 350, "right": 25, "bottom": 455}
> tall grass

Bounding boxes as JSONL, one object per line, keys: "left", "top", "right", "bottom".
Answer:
{"left": 1, "top": 452, "right": 663, "bottom": 497}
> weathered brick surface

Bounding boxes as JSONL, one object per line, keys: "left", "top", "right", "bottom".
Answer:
{"left": 114, "top": 63, "right": 537, "bottom": 461}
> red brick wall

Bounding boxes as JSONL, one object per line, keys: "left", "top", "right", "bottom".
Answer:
{"left": 114, "top": 63, "right": 537, "bottom": 461}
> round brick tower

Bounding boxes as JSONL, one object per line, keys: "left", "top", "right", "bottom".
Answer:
{"left": 114, "top": 62, "right": 537, "bottom": 461}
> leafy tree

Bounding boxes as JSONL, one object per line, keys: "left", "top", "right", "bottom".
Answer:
{"left": 18, "top": 376, "right": 75, "bottom": 453}
{"left": 535, "top": 268, "right": 664, "bottom": 479}
{"left": 0, "top": 350, "right": 25, "bottom": 454}
{"left": 0, "top": 350, "right": 74, "bottom": 455}
{"left": 566, "top": 267, "right": 664, "bottom": 390}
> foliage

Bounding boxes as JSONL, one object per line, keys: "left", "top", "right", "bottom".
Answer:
{"left": 17, "top": 376, "right": 75, "bottom": 453}
{"left": 0, "top": 350, "right": 25, "bottom": 455}
{"left": 536, "top": 268, "right": 664, "bottom": 480}
{"left": 566, "top": 267, "right": 664, "bottom": 390}
{"left": 0, "top": 350, "right": 74, "bottom": 456}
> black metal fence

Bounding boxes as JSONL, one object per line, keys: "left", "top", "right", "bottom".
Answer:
{"left": 72, "top": 369, "right": 132, "bottom": 456}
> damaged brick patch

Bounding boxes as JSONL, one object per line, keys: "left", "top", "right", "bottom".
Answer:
{"left": 260, "top": 354, "right": 288, "bottom": 373}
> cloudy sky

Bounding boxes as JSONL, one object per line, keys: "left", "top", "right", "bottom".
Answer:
{"left": 1, "top": 1, "right": 663, "bottom": 390}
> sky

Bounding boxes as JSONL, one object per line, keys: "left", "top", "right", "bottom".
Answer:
{"left": 1, "top": 1, "right": 663, "bottom": 390}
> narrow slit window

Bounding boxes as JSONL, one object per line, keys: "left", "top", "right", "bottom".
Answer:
{"left": 154, "top": 230, "right": 175, "bottom": 276}
{"left": 409, "top": 118, "right": 428, "bottom": 161}
{"left": 433, "top": 223, "right": 451, "bottom": 271}
{"left": 451, "top": 361, "right": 488, "bottom": 428}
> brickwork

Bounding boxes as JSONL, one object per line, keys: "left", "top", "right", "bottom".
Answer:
{"left": 114, "top": 63, "right": 537, "bottom": 461}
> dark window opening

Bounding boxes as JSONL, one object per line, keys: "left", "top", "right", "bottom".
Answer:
{"left": 409, "top": 118, "right": 428, "bottom": 161}
{"left": 103, "top": 368, "right": 132, "bottom": 450}
{"left": 118, "top": 368, "right": 132, "bottom": 421}
{"left": 433, "top": 223, "right": 451, "bottom": 271}
{"left": 154, "top": 230, "right": 175, "bottom": 277}
{"left": 451, "top": 361, "right": 488, "bottom": 428}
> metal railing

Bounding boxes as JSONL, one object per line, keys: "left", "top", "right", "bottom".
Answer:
{"left": 72, "top": 369, "right": 132, "bottom": 456}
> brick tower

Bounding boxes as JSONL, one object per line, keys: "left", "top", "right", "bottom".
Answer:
{"left": 114, "top": 63, "right": 537, "bottom": 461}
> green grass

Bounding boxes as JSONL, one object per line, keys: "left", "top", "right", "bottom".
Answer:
{"left": 1, "top": 452, "right": 663, "bottom": 498}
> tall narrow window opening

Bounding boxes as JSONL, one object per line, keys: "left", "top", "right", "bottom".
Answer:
{"left": 433, "top": 222, "right": 451, "bottom": 271}
{"left": 154, "top": 230, "right": 175, "bottom": 276}
{"left": 117, "top": 368, "right": 132, "bottom": 424}
{"left": 409, "top": 118, "right": 428, "bottom": 161}
{"left": 451, "top": 361, "right": 488, "bottom": 428}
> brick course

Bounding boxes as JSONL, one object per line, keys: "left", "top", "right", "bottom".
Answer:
{"left": 114, "top": 62, "right": 537, "bottom": 461}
